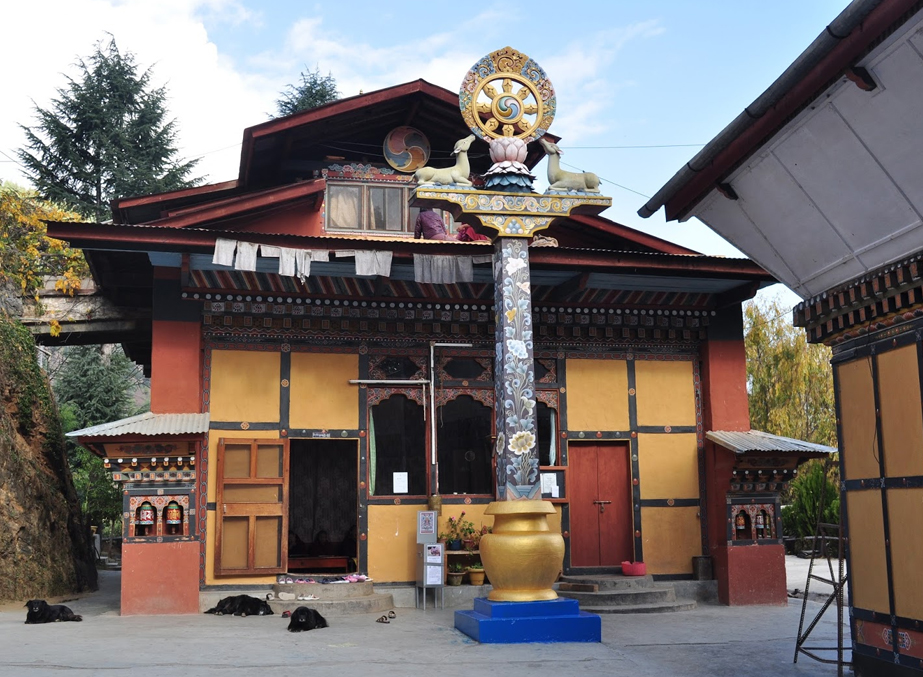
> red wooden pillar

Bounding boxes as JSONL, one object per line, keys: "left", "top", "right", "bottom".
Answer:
{"left": 701, "top": 308, "right": 787, "bottom": 605}
{"left": 150, "top": 267, "right": 203, "bottom": 414}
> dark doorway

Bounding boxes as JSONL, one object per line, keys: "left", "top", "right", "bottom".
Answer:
{"left": 288, "top": 439, "right": 358, "bottom": 572}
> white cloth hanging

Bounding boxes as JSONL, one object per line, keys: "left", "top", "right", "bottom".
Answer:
{"left": 355, "top": 251, "right": 392, "bottom": 276}
{"left": 212, "top": 238, "right": 237, "bottom": 266}
{"left": 234, "top": 241, "right": 259, "bottom": 271}
{"left": 413, "top": 255, "right": 474, "bottom": 284}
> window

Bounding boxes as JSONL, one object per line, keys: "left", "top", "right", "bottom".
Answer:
{"left": 536, "top": 401, "right": 559, "bottom": 466}
{"left": 326, "top": 180, "right": 454, "bottom": 235}
{"left": 437, "top": 395, "right": 493, "bottom": 495}
{"left": 369, "top": 394, "right": 427, "bottom": 496}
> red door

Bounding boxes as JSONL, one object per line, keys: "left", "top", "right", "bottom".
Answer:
{"left": 569, "top": 443, "right": 633, "bottom": 567}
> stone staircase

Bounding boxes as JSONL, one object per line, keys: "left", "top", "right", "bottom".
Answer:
{"left": 268, "top": 579, "right": 393, "bottom": 616}
{"left": 555, "top": 575, "right": 696, "bottom": 614}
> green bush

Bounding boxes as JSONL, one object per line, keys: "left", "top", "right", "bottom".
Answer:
{"left": 782, "top": 459, "right": 840, "bottom": 543}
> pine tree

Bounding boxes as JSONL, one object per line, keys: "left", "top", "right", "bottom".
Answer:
{"left": 18, "top": 38, "right": 199, "bottom": 222}
{"left": 274, "top": 66, "right": 339, "bottom": 117}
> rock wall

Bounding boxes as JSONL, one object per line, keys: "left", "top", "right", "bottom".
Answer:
{"left": 0, "top": 312, "right": 97, "bottom": 600}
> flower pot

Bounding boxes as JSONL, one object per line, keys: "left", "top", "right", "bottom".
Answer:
{"left": 447, "top": 539, "right": 463, "bottom": 551}
{"left": 467, "top": 569, "right": 486, "bottom": 586}
{"left": 480, "top": 500, "right": 564, "bottom": 602}
{"left": 621, "top": 561, "right": 646, "bottom": 576}
{"left": 446, "top": 571, "right": 465, "bottom": 586}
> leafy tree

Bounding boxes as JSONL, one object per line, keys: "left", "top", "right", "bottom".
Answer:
{"left": 54, "top": 344, "right": 143, "bottom": 532}
{"left": 746, "top": 293, "right": 840, "bottom": 541}
{"left": 274, "top": 66, "right": 339, "bottom": 117}
{"left": 744, "top": 293, "right": 836, "bottom": 446}
{"left": 18, "top": 38, "right": 199, "bottom": 222}
{"left": 0, "top": 183, "right": 88, "bottom": 303}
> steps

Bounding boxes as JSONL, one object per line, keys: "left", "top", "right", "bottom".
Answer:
{"left": 268, "top": 580, "right": 393, "bottom": 616}
{"left": 556, "top": 574, "right": 696, "bottom": 614}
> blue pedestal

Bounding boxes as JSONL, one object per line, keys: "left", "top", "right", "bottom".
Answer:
{"left": 454, "top": 598, "right": 601, "bottom": 644}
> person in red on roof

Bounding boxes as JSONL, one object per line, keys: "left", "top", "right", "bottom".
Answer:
{"left": 414, "top": 209, "right": 450, "bottom": 240}
{"left": 455, "top": 224, "right": 489, "bottom": 242}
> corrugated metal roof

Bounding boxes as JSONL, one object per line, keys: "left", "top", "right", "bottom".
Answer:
{"left": 67, "top": 412, "right": 209, "bottom": 438}
{"left": 706, "top": 430, "right": 836, "bottom": 454}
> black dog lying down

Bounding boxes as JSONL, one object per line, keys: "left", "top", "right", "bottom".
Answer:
{"left": 25, "top": 599, "right": 82, "bottom": 624}
{"left": 287, "top": 606, "right": 328, "bottom": 632}
{"left": 205, "top": 594, "right": 273, "bottom": 616}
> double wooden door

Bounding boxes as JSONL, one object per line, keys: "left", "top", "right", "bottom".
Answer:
{"left": 568, "top": 442, "right": 633, "bottom": 567}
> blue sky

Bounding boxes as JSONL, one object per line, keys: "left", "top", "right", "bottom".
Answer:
{"left": 1, "top": 0, "right": 849, "bottom": 305}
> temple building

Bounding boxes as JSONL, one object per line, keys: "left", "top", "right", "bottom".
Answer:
{"left": 57, "top": 77, "right": 825, "bottom": 615}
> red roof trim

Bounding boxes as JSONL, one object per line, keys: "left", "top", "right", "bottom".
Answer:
{"left": 147, "top": 180, "right": 326, "bottom": 228}
{"left": 569, "top": 214, "right": 701, "bottom": 256}
{"left": 113, "top": 180, "right": 239, "bottom": 221}
{"left": 664, "top": 0, "right": 919, "bottom": 221}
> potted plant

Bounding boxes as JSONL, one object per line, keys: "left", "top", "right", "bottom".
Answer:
{"left": 446, "top": 562, "right": 466, "bottom": 586}
{"left": 466, "top": 561, "right": 486, "bottom": 586}
{"left": 440, "top": 512, "right": 476, "bottom": 551}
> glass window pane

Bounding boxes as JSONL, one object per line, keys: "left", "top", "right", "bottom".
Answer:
{"left": 254, "top": 516, "right": 282, "bottom": 568}
{"left": 224, "top": 444, "right": 251, "bottom": 478}
{"left": 369, "top": 187, "right": 403, "bottom": 231}
{"left": 223, "top": 485, "right": 282, "bottom": 503}
{"left": 256, "top": 444, "right": 283, "bottom": 478}
{"left": 328, "top": 184, "right": 362, "bottom": 230}
{"left": 221, "top": 516, "right": 249, "bottom": 569}
{"left": 443, "top": 358, "right": 486, "bottom": 380}
{"left": 370, "top": 395, "right": 426, "bottom": 496}
{"left": 437, "top": 395, "right": 492, "bottom": 494}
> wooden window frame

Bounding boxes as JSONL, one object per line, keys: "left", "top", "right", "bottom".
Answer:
{"left": 215, "top": 438, "right": 290, "bottom": 576}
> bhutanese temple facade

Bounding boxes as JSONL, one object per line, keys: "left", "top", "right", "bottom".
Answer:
{"left": 54, "top": 78, "right": 827, "bottom": 615}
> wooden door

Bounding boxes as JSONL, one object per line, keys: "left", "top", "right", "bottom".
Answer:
{"left": 569, "top": 442, "right": 633, "bottom": 567}
{"left": 215, "top": 438, "right": 289, "bottom": 575}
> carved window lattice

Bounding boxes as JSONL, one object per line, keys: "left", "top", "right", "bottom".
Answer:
{"left": 367, "top": 387, "right": 425, "bottom": 407}
{"left": 535, "top": 359, "right": 557, "bottom": 384}
{"left": 368, "top": 355, "right": 427, "bottom": 381}
{"left": 437, "top": 356, "right": 493, "bottom": 382}
{"left": 536, "top": 390, "right": 559, "bottom": 409}
{"left": 435, "top": 388, "right": 494, "bottom": 408}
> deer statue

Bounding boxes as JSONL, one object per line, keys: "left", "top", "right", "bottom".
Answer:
{"left": 414, "top": 135, "right": 476, "bottom": 187}
{"left": 538, "top": 138, "right": 600, "bottom": 193}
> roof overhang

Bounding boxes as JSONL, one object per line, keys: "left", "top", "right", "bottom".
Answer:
{"left": 639, "top": 0, "right": 923, "bottom": 299}
{"left": 707, "top": 430, "right": 836, "bottom": 455}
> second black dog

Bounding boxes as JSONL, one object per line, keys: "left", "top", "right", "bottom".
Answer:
{"left": 287, "top": 606, "right": 328, "bottom": 632}
{"left": 24, "top": 599, "right": 82, "bottom": 624}
{"left": 204, "top": 594, "right": 273, "bottom": 616}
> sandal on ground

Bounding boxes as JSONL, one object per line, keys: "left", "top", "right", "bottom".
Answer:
{"left": 388, "top": 610, "right": 396, "bottom": 618}
{"left": 376, "top": 615, "right": 389, "bottom": 624}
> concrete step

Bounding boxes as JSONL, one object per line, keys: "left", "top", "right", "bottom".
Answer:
{"left": 269, "top": 592, "right": 394, "bottom": 617}
{"left": 556, "top": 586, "right": 677, "bottom": 606}
{"left": 581, "top": 600, "right": 697, "bottom": 614}
{"left": 559, "top": 574, "right": 655, "bottom": 591}
{"left": 272, "top": 580, "right": 374, "bottom": 599}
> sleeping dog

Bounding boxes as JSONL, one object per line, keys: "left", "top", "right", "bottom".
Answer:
{"left": 25, "top": 599, "right": 82, "bottom": 624}
{"left": 205, "top": 594, "right": 274, "bottom": 617}
{"left": 287, "top": 606, "right": 328, "bottom": 632}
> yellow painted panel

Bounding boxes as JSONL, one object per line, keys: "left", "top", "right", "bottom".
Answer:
{"left": 640, "top": 506, "right": 701, "bottom": 574}
{"left": 846, "top": 490, "right": 889, "bottom": 613}
{"left": 290, "top": 353, "right": 359, "bottom": 430}
{"left": 207, "top": 431, "right": 280, "bottom": 502}
{"left": 837, "top": 359, "right": 880, "bottom": 480}
{"left": 367, "top": 504, "right": 421, "bottom": 582}
{"left": 565, "top": 359, "right": 629, "bottom": 431}
{"left": 887, "top": 488, "right": 923, "bottom": 619}
{"left": 210, "top": 350, "right": 280, "bottom": 422}
{"left": 635, "top": 360, "right": 696, "bottom": 427}
{"left": 878, "top": 346, "right": 923, "bottom": 478}
{"left": 637, "top": 433, "right": 699, "bottom": 500}
{"left": 204, "top": 510, "right": 275, "bottom": 586}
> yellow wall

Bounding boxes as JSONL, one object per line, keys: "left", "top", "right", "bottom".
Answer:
{"left": 565, "top": 359, "right": 629, "bottom": 430}
{"left": 209, "top": 350, "right": 281, "bottom": 422}
{"left": 640, "top": 506, "right": 701, "bottom": 574}
{"left": 290, "top": 352, "right": 359, "bottom": 429}
{"left": 887, "top": 488, "right": 923, "bottom": 619}
{"left": 846, "top": 490, "right": 890, "bottom": 613}
{"left": 637, "top": 433, "right": 699, "bottom": 500}
{"left": 635, "top": 360, "right": 696, "bottom": 426}
{"left": 877, "top": 345, "right": 923, "bottom": 478}
{"left": 837, "top": 359, "right": 880, "bottom": 480}
{"left": 205, "top": 430, "right": 280, "bottom": 585}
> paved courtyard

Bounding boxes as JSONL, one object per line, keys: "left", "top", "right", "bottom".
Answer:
{"left": 0, "top": 561, "right": 850, "bottom": 677}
